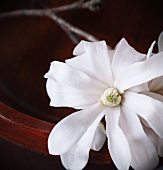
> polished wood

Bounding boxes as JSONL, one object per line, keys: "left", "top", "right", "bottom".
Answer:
{"left": 0, "top": 0, "right": 163, "bottom": 169}
{"left": 0, "top": 102, "right": 54, "bottom": 155}
{"left": 0, "top": 101, "right": 113, "bottom": 169}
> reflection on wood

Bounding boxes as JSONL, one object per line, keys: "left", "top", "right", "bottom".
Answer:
{"left": 0, "top": 102, "right": 111, "bottom": 164}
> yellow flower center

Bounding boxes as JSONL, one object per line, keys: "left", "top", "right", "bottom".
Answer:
{"left": 100, "top": 88, "right": 121, "bottom": 107}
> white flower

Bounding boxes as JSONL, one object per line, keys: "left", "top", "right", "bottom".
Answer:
{"left": 141, "top": 31, "right": 163, "bottom": 159}
{"left": 44, "top": 38, "right": 163, "bottom": 170}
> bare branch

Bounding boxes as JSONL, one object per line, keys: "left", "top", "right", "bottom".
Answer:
{"left": 60, "top": 24, "right": 81, "bottom": 44}
{"left": 0, "top": 1, "right": 99, "bottom": 43}
{"left": 51, "top": 0, "right": 85, "bottom": 13}
{"left": 0, "top": 0, "right": 85, "bottom": 20}
{"left": 0, "top": 9, "right": 45, "bottom": 20}
{"left": 46, "top": 12, "right": 98, "bottom": 42}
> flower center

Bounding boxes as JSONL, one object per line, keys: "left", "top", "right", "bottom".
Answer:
{"left": 100, "top": 88, "right": 121, "bottom": 107}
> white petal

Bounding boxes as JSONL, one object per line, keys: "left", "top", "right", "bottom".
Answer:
{"left": 143, "top": 126, "right": 160, "bottom": 150}
{"left": 158, "top": 31, "right": 163, "bottom": 52}
{"left": 108, "top": 50, "right": 115, "bottom": 62}
{"left": 66, "top": 41, "right": 114, "bottom": 87}
{"left": 128, "top": 83, "right": 149, "bottom": 93}
{"left": 137, "top": 113, "right": 163, "bottom": 158}
{"left": 144, "top": 125, "right": 163, "bottom": 157}
{"left": 120, "top": 106, "right": 159, "bottom": 170}
{"left": 73, "top": 41, "right": 85, "bottom": 55}
{"left": 147, "top": 41, "right": 156, "bottom": 59}
{"left": 45, "top": 61, "right": 108, "bottom": 96}
{"left": 46, "top": 79, "right": 100, "bottom": 109}
{"left": 149, "top": 76, "right": 163, "bottom": 92}
{"left": 60, "top": 109, "right": 106, "bottom": 170}
{"left": 111, "top": 38, "right": 145, "bottom": 79}
{"left": 114, "top": 51, "right": 163, "bottom": 93}
{"left": 91, "top": 122, "right": 106, "bottom": 151}
{"left": 48, "top": 102, "right": 105, "bottom": 155}
{"left": 122, "top": 91, "right": 163, "bottom": 138}
{"left": 143, "top": 91, "right": 163, "bottom": 103}
{"left": 105, "top": 106, "right": 131, "bottom": 170}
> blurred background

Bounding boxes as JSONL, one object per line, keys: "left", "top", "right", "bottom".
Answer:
{"left": 0, "top": 0, "right": 163, "bottom": 169}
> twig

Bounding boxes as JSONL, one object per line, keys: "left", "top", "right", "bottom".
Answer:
{"left": 60, "top": 24, "right": 81, "bottom": 44}
{"left": 0, "top": 0, "right": 85, "bottom": 20}
{"left": 0, "top": 1, "right": 99, "bottom": 43}
{"left": 51, "top": 0, "right": 85, "bottom": 13}
{"left": 0, "top": 9, "right": 45, "bottom": 19}
{"left": 46, "top": 13, "right": 98, "bottom": 42}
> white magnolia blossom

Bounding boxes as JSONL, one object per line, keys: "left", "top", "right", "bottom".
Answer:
{"left": 45, "top": 35, "right": 163, "bottom": 170}
{"left": 142, "top": 31, "right": 163, "bottom": 160}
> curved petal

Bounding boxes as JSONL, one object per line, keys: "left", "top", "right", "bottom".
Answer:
{"left": 128, "top": 83, "right": 149, "bottom": 93}
{"left": 105, "top": 106, "right": 131, "bottom": 170}
{"left": 111, "top": 38, "right": 145, "bottom": 79}
{"left": 147, "top": 41, "right": 155, "bottom": 59}
{"left": 143, "top": 125, "right": 159, "bottom": 148}
{"left": 60, "top": 109, "right": 106, "bottom": 170}
{"left": 46, "top": 79, "right": 100, "bottom": 109}
{"left": 158, "top": 31, "right": 163, "bottom": 52}
{"left": 149, "top": 76, "right": 163, "bottom": 92}
{"left": 143, "top": 91, "right": 163, "bottom": 103}
{"left": 114, "top": 51, "right": 163, "bottom": 93}
{"left": 143, "top": 125, "right": 163, "bottom": 156}
{"left": 122, "top": 91, "right": 163, "bottom": 138}
{"left": 120, "top": 106, "right": 159, "bottom": 170}
{"left": 66, "top": 41, "right": 114, "bottom": 87}
{"left": 91, "top": 122, "right": 106, "bottom": 151}
{"left": 44, "top": 61, "right": 108, "bottom": 96}
{"left": 48, "top": 102, "right": 105, "bottom": 155}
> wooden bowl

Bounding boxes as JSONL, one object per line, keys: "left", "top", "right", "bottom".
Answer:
{"left": 0, "top": 0, "right": 163, "bottom": 169}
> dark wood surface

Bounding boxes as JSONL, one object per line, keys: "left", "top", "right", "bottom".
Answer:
{"left": 0, "top": 102, "right": 113, "bottom": 169}
{"left": 0, "top": 0, "right": 163, "bottom": 169}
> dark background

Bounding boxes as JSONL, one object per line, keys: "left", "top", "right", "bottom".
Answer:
{"left": 0, "top": 0, "right": 163, "bottom": 169}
